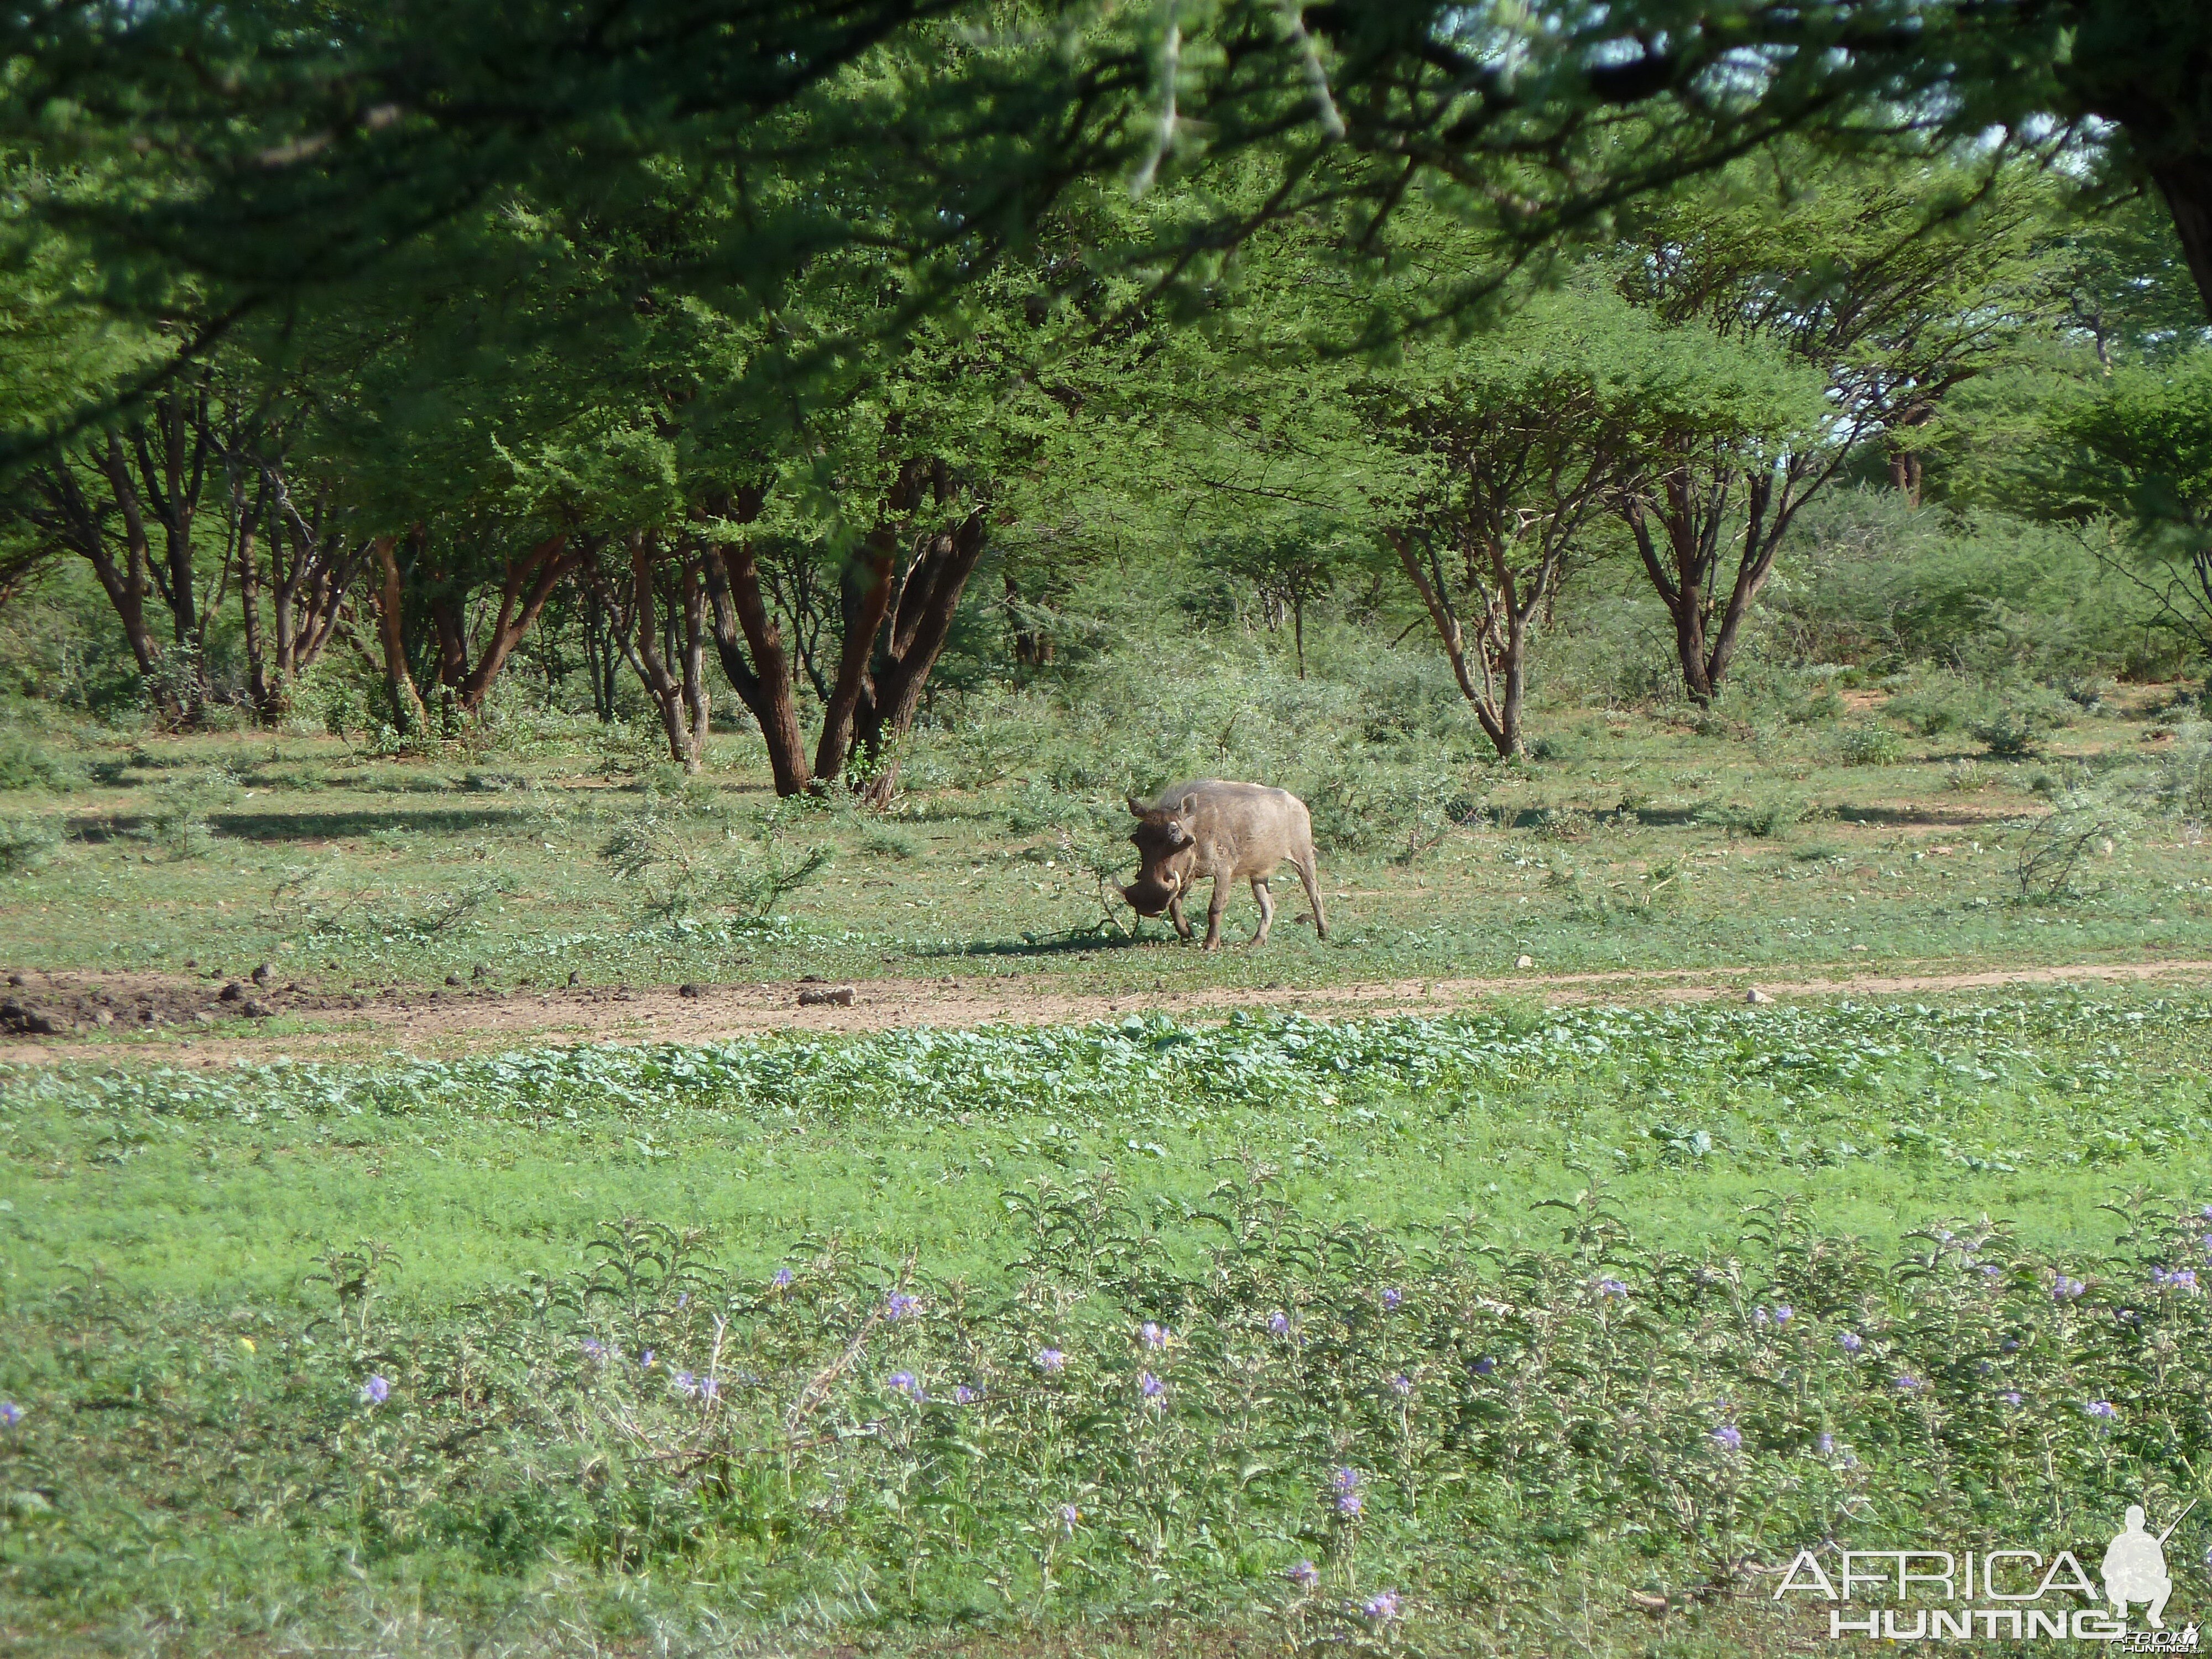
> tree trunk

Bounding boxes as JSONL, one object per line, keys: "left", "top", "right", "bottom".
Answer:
{"left": 371, "top": 535, "right": 430, "bottom": 734}
{"left": 1886, "top": 448, "right": 1924, "bottom": 505}
{"left": 679, "top": 545, "right": 711, "bottom": 760}
{"left": 2152, "top": 159, "right": 2212, "bottom": 326}
{"left": 700, "top": 493, "right": 813, "bottom": 796}
{"left": 591, "top": 531, "right": 699, "bottom": 770}
{"left": 429, "top": 591, "right": 471, "bottom": 691}
{"left": 236, "top": 508, "right": 276, "bottom": 724}
{"left": 456, "top": 535, "right": 586, "bottom": 711}
{"left": 1385, "top": 526, "right": 1535, "bottom": 759}
{"left": 852, "top": 507, "right": 990, "bottom": 806}
{"left": 97, "top": 435, "right": 171, "bottom": 687}
{"left": 1004, "top": 572, "right": 1052, "bottom": 666}
{"left": 812, "top": 530, "right": 897, "bottom": 786}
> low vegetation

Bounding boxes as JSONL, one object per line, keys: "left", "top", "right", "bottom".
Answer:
{"left": 5, "top": 996, "right": 2212, "bottom": 1655}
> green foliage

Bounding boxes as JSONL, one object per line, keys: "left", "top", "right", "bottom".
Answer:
{"left": 0, "top": 733, "right": 82, "bottom": 791}
{"left": 9, "top": 998, "right": 2212, "bottom": 1650}
{"left": 2152, "top": 722, "right": 2212, "bottom": 822}
{"left": 1697, "top": 795, "right": 1807, "bottom": 840}
{"left": 1828, "top": 721, "right": 1905, "bottom": 766}
{"left": 1971, "top": 688, "right": 2075, "bottom": 758}
{"left": 598, "top": 813, "right": 833, "bottom": 928}
{"left": 0, "top": 814, "right": 59, "bottom": 874}
{"left": 127, "top": 767, "right": 239, "bottom": 860}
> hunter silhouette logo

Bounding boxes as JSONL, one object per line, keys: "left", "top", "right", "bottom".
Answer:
{"left": 2104, "top": 1501, "right": 2192, "bottom": 1632}
{"left": 1775, "top": 1499, "right": 2203, "bottom": 1645}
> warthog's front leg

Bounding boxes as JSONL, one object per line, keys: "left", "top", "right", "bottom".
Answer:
{"left": 1249, "top": 877, "right": 1275, "bottom": 946}
{"left": 1203, "top": 873, "right": 1229, "bottom": 951}
{"left": 1168, "top": 890, "right": 1193, "bottom": 941}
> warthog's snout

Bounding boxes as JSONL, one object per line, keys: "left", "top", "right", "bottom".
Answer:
{"left": 1122, "top": 874, "right": 1180, "bottom": 916}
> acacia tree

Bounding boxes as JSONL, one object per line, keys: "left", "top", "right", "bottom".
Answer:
{"left": 1198, "top": 512, "right": 1358, "bottom": 679}
{"left": 1357, "top": 288, "right": 1813, "bottom": 754}
{"left": 1610, "top": 154, "right": 2046, "bottom": 702}
{"left": 2040, "top": 351, "right": 2212, "bottom": 666}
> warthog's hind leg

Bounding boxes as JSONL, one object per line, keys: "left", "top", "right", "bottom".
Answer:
{"left": 1295, "top": 854, "right": 1327, "bottom": 939}
{"left": 1249, "top": 877, "right": 1275, "bottom": 946}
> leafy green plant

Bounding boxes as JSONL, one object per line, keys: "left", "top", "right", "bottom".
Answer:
{"left": 1828, "top": 720, "right": 1904, "bottom": 766}
{"left": 1972, "top": 688, "right": 2074, "bottom": 758}
{"left": 129, "top": 766, "right": 238, "bottom": 860}
{"left": 0, "top": 734, "right": 84, "bottom": 792}
{"left": 2012, "top": 805, "right": 2116, "bottom": 904}
{"left": 599, "top": 813, "right": 832, "bottom": 926}
{"left": 0, "top": 814, "right": 61, "bottom": 874}
{"left": 1697, "top": 794, "right": 1806, "bottom": 839}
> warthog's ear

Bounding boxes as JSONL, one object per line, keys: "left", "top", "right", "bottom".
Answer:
{"left": 1126, "top": 794, "right": 1145, "bottom": 816}
{"left": 1177, "top": 791, "right": 1198, "bottom": 818}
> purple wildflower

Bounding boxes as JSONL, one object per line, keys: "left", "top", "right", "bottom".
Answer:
{"left": 1981, "top": 1264, "right": 2003, "bottom": 1278}
{"left": 1268, "top": 1311, "right": 1291, "bottom": 1335}
{"left": 889, "top": 1370, "right": 924, "bottom": 1400}
{"left": 886, "top": 1292, "right": 921, "bottom": 1321}
{"left": 1058, "top": 1503, "right": 1080, "bottom": 1532}
{"left": 2153, "top": 1267, "right": 2200, "bottom": 1293}
{"left": 1772, "top": 1304, "right": 1792, "bottom": 1324}
{"left": 1381, "top": 1287, "right": 1404, "bottom": 1311}
{"left": 1036, "top": 1347, "right": 1066, "bottom": 1374}
{"left": 1753, "top": 1306, "right": 1769, "bottom": 1328}
{"left": 2001, "top": 1390, "right": 2023, "bottom": 1407}
{"left": 1712, "top": 1423, "right": 1743, "bottom": 1451}
{"left": 1140, "top": 1321, "right": 1168, "bottom": 1348}
{"left": 1895, "top": 1374, "right": 1922, "bottom": 1392}
{"left": 771, "top": 1267, "right": 795, "bottom": 1289}
{"left": 581, "top": 1337, "right": 606, "bottom": 1361}
{"left": 359, "top": 1375, "right": 389, "bottom": 1406}
{"left": 1595, "top": 1277, "right": 1629, "bottom": 1299}
{"left": 2085, "top": 1400, "right": 2118, "bottom": 1421}
{"left": 699, "top": 1376, "right": 720, "bottom": 1401}
{"left": 676, "top": 1292, "right": 688, "bottom": 1309}
{"left": 1473, "top": 1356, "right": 1496, "bottom": 1375}
{"left": 1363, "top": 1590, "right": 1400, "bottom": 1621}
{"left": 0, "top": 1402, "right": 22, "bottom": 1428}
{"left": 1838, "top": 1331, "right": 1863, "bottom": 1354}
{"left": 1816, "top": 1432, "right": 1835, "bottom": 1455}
{"left": 1331, "top": 1467, "right": 1361, "bottom": 1494}
{"left": 1390, "top": 1374, "right": 1414, "bottom": 1397}
{"left": 1286, "top": 1558, "right": 1319, "bottom": 1590}
{"left": 674, "top": 1370, "right": 700, "bottom": 1397}
{"left": 1138, "top": 1370, "right": 1164, "bottom": 1400}
{"left": 1336, "top": 1491, "right": 1363, "bottom": 1516}
{"left": 954, "top": 1384, "right": 978, "bottom": 1405}
{"left": 2054, "top": 1276, "right": 2088, "bottom": 1301}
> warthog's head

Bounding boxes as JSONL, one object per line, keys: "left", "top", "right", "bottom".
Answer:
{"left": 1122, "top": 790, "right": 1199, "bottom": 916}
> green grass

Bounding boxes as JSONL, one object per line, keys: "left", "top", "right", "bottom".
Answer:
{"left": 3, "top": 664, "right": 2209, "bottom": 1654}
{"left": 6, "top": 994, "right": 2212, "bottom": 1654}
{"left": 0, "top": 684, "right": 2206, "bottom": 1008}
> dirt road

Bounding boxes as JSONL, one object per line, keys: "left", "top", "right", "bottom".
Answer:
{"left": 3, "top": 954, "right": 2209, "bottom": 1066}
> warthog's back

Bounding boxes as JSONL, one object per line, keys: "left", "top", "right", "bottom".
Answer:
{"left": 1147, "top": 779, "right": 1311, "bottom": 860}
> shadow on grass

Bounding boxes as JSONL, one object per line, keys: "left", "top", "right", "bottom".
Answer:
{"left": 68, "top": 806, "right": 538, "bottom": 843}
{"left": 920, "top": 930, "right": 1165, "bottom": 960}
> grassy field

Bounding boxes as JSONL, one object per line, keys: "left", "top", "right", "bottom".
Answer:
{"left": 4, "top": 666, "right": 2212, "bottom": 1656}
{"left": 0, "top": 667, "right": 2206, "bottom": 1012}
{"left": 4, "top": 997, "right": 2212, "bottom": 1655}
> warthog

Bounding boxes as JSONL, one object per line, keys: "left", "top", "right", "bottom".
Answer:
{"left": 1122, "top": 779, "right": 1328, "bottom": 951}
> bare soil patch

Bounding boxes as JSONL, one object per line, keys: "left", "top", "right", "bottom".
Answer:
{"left": 3, "top": 954, "right": 2208, "bottom": 1067}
